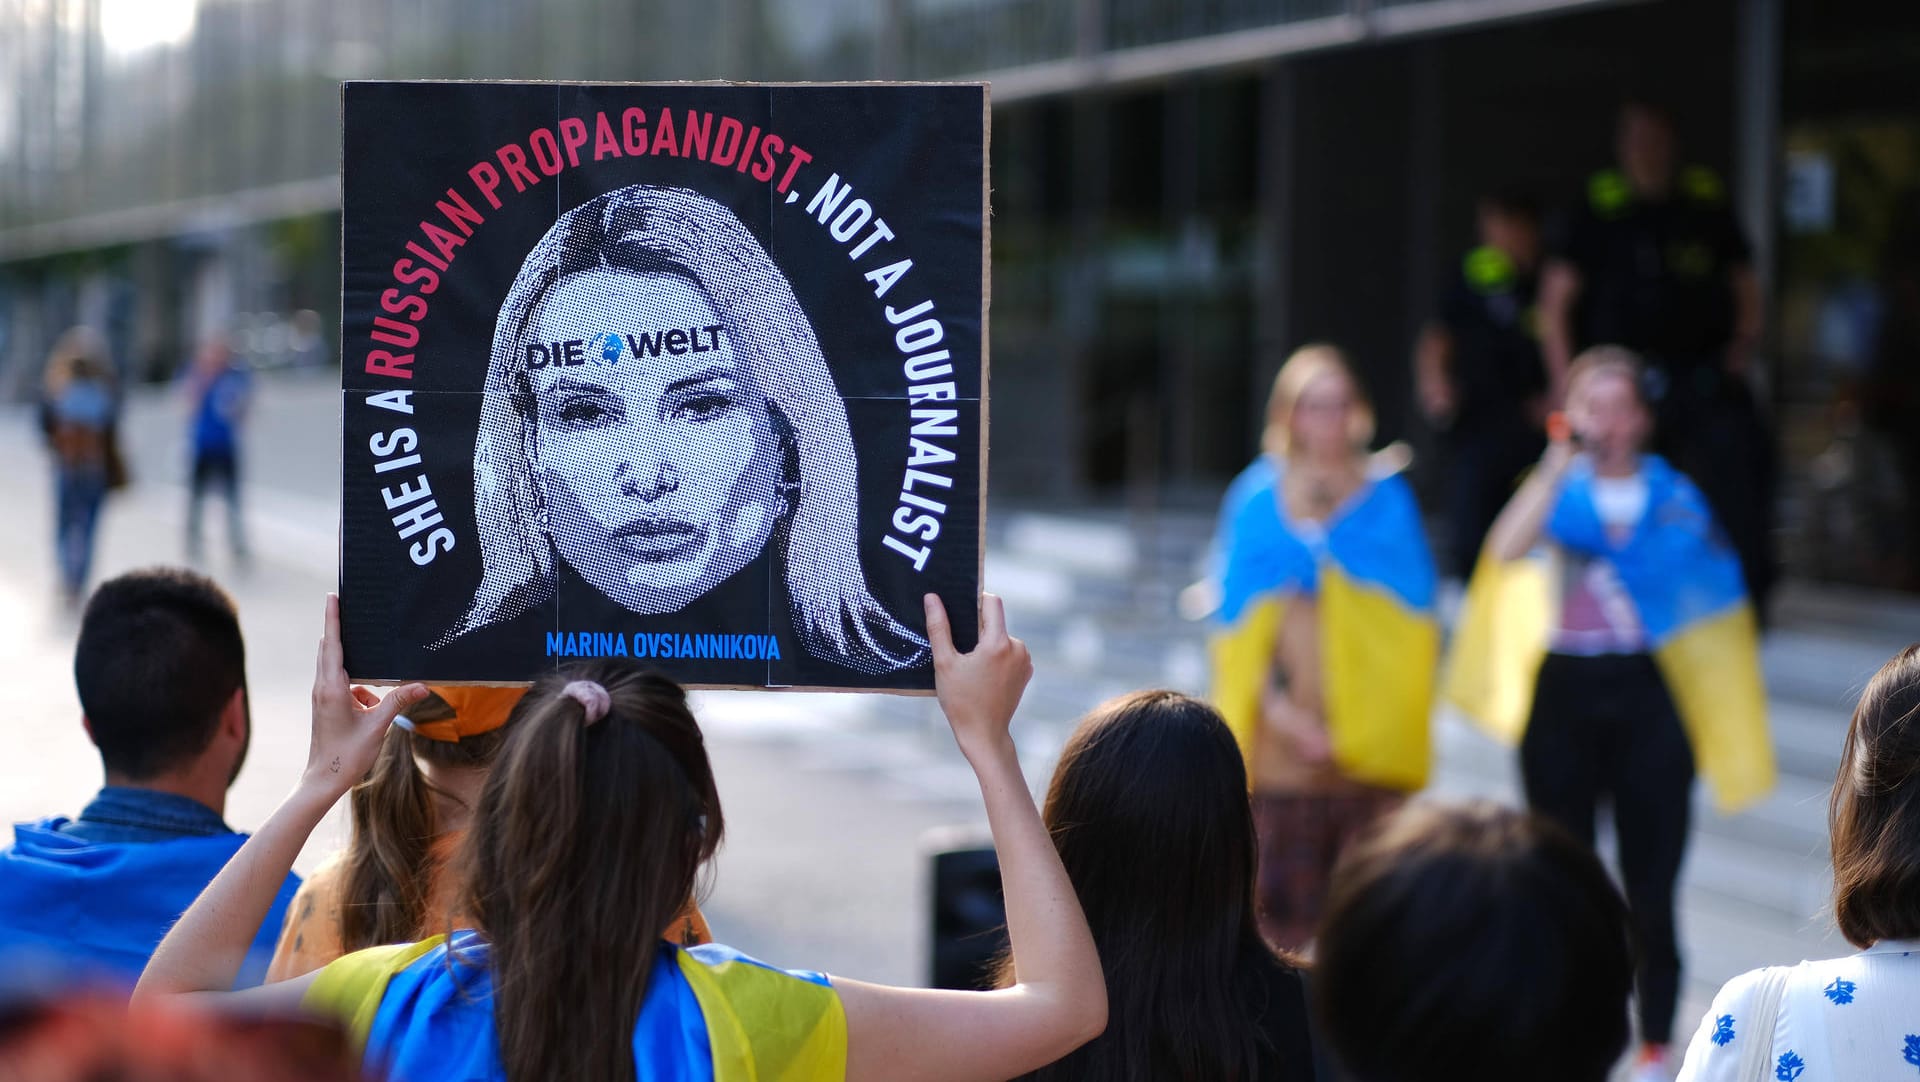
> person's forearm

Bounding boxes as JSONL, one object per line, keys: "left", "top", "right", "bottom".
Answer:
{"left": 1415, "top": 326, "right": 1451, "bottom": 391}
{"left": 1262, "top": 682, "right": 1322, "bottom": 733}
{"left": 134, "top": 785, "right": 332, "bottom": 1000}
{"left": 1538, "top": 262, "right": 1581, "bottom": 398}
{"left": 966, "top": 737, "right": 1102, "bottom": 1025}
{"left": 1540, "top": 323, "right": 1572, "bottom": 388}
{"left": 1728, "top": 266, "right": 1762, "bottom": 374}
{"left": 1486, "top": 460, "right": 1567, "bottom": 562}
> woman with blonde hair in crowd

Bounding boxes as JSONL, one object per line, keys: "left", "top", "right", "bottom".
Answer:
{"left": 266, "top": 685, "right": 709, "bottom": 981}
{"left": 1203, "top": 343, "right": 1440, "bottom": 951}
{"left": 1677, "top": 644, "right": 1920, "bottom": 1082}
{"left": 135, "top": 593, "right": 1106, "bottom": 1081}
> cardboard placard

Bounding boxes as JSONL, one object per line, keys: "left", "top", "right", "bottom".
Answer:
{"left": 340, "top": 82, "right": 987, "bottom": 692}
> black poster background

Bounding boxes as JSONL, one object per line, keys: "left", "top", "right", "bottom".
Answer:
{"left": 340, "top": 82, "right": 985, "bottom": 691}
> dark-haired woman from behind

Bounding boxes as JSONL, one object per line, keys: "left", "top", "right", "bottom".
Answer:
{"left": 1677, "top": 644, "right": 1920, "bottom": 1082}
{"left": 1314, "top": 801, "right": 1635, "bottom": 1082}
{"left": 1000, "top": 690, "right": 1316, "bottom": 1082}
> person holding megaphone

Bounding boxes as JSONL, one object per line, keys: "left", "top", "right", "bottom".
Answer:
{"left": 1444, "top": 345, "right": 1774, "bottom": 1082}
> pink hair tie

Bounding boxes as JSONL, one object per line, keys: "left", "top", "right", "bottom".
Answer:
{"left": 562, "top": 680, "right": 611, "bottom": 725}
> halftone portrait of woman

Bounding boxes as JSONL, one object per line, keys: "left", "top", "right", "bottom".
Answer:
{"left": 445, "top": 184, "right": 928, "bottom": 676}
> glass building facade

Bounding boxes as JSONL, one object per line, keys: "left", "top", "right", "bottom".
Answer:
{"left": 4, "top": 0, "right": 1919, "bottom": 589}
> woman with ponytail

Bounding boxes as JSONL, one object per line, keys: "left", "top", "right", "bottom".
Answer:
{"left": 134, "top": 593, "right": 1105, "bottom": 1082}
{"left": 266, "top": 686, "right": 710, "bottom": 981}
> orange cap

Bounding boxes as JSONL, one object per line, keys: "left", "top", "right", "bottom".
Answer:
{"left": 409, "top": 686, "right": 529, "bottom": 743}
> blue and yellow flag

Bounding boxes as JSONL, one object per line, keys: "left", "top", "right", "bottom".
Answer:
{"left": 1206, "top": 456, "right": 1439, "bottom": 792}
{"left": 1442, "top": 455, "right": 1774, "bottom": 813}
{"left": 0, "top": 823, "right": 296, "bottom": 990}
{"left": 306, "top": 932, "right": 847, "bottom": 1082}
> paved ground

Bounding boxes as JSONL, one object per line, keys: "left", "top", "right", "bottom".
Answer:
{"left": 1, "top": 369, "right": 1914, "bottom": 1058}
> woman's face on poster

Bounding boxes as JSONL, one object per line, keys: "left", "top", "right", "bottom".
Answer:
{"left": 525, "top": 268, "right": 782, "bottom": 613}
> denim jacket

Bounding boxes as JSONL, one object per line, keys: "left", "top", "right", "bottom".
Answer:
{"left": 55, "top": 786, "right": 233, "bottom": 844}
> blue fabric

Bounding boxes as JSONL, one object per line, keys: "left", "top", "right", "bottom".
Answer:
{"left": 1210, "top": 456, "right": 1437, "bottom": 625}
{"left": 57, "top": 786, "right": 233, "bottom": 844}
{"left": 1545, "top": 455, "right": 1747, "bottom": 644}
{"left": 54, "top": 468, "right": 106, "bottom": 594}
{"left": 1211, "top": 457, "right": 1317, "bottom": 623}
{"left": 362, "top": 933, "right": 834, "bottom": 1082}
{"left": 52, "top": 380, "right": 113, "bottom": 430}
{"left": 0, "top": 813, "right": 296, "bottom": 990}
{"left": 191, "top": 367, "right": 249, "bottom": 455}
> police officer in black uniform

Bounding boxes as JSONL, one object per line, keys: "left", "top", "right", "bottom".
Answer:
{"left": 1416, "top": 191, "right": 1549, "bottom": 576}
{"left": 1539, "top": 100, "right": 1774, "bottom": 615}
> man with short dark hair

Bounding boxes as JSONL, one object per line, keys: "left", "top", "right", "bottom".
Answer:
{"left": 0, "top": 568, "right": 297, "bottom": 987}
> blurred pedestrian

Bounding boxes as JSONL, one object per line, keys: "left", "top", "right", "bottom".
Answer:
{"left": 137, "top": 594, "right": 1109, "bottom": 1082}
{"left": 1314, "top": 800, "right": 1635, "bottom": 1082}
{"left": 1676, "top": 644, "right": 1920, "bottom": 1081}
{"left": 1206, "top": 344, "right": 1439, "bottom": 952}
{"left": 266, "top": 685, "right": 710, "bottom": 981}
{"left": 0, "top": 569, "right": 297, "bottom": 989}
{"left": 996, "top": 689, "right": 1317, "bottom": 1081}
{"left": 38, "top": 327, "right": 122, "bottom": 604}
{"left": 1447, "top": 348, "right": 1774, "bottom": 1081}
{"left": 1539, "top": 99, "right": 1775, "bottom": 617}
{"left": 1414, "top": 190, "right": 1549, "bottom": 576}
{"left": 0, "top": 992, "right": 364, "bottom": 1082}
{"left": 182, "top": 337, "right": 251, "bottom": 563}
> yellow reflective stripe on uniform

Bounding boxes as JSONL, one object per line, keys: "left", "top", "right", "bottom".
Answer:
{"left": 303, "top": 936, "right": 447, "bottom": 1050}
{"left": 1588, "top": 169, "right": 1631, "bottom": 218}
{"left": 1463, "top": 245, "right": 1515, "bottom": 294}
{"left": 676, "top": 951, "right": 848, "bottom": 1082}
{"left": 1680, "top": 164, "right": 1725, "bottom": 204}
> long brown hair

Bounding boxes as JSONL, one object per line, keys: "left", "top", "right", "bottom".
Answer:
{"left": 463, "top": 661, "right": 724, "bottom": 1082}
{"left": 1830, "top": 643, "right": 1920, "bottom": 947}
{"left": 340, "top": 694, "right": 507, "bottom": 950}
{"left": 997, "top": 690, "right": 1302, "bottom": 1081}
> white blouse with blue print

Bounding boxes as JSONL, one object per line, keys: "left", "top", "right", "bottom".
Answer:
{"left": 1677, "top": 940, "right": 1920, "bottom": 1082}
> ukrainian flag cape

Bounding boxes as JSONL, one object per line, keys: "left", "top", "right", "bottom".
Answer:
{"left": 1206, "top": 456, "right": 1439, "bottom": 791}
{"left": 0, "top": 822, "right": 295, "bottom": 989}
{"left": 305, "top": 931, "right": 846, "bottom": 1082}
{"left": 1442, "top": 455, "right": 1775, "bottom": 813}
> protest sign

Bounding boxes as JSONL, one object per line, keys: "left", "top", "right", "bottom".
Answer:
{"left": 340, "top": 82, "right": 986, "bottom": 692}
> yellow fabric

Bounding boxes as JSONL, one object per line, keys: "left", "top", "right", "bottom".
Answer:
{"left": 302, "top": 936, "right": 447, "bottom": 1049}
{"left": 1442, "top": 553, "right": 1775, "bottom": 814}
{"left": 1652, "top": 603, "right": 1776, "bottom": 813}
{"left": 1441, "top": 550, "right": 1555, "bottom": 744}
{"left": 676, "top": 951, "right": 848, "bottom": 1082}
{"left": 1320, "top": 562, "right": 1438, "bottom": 791}
{"left": 1208, "top": 596, "right": 1285, "bottom": 768}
